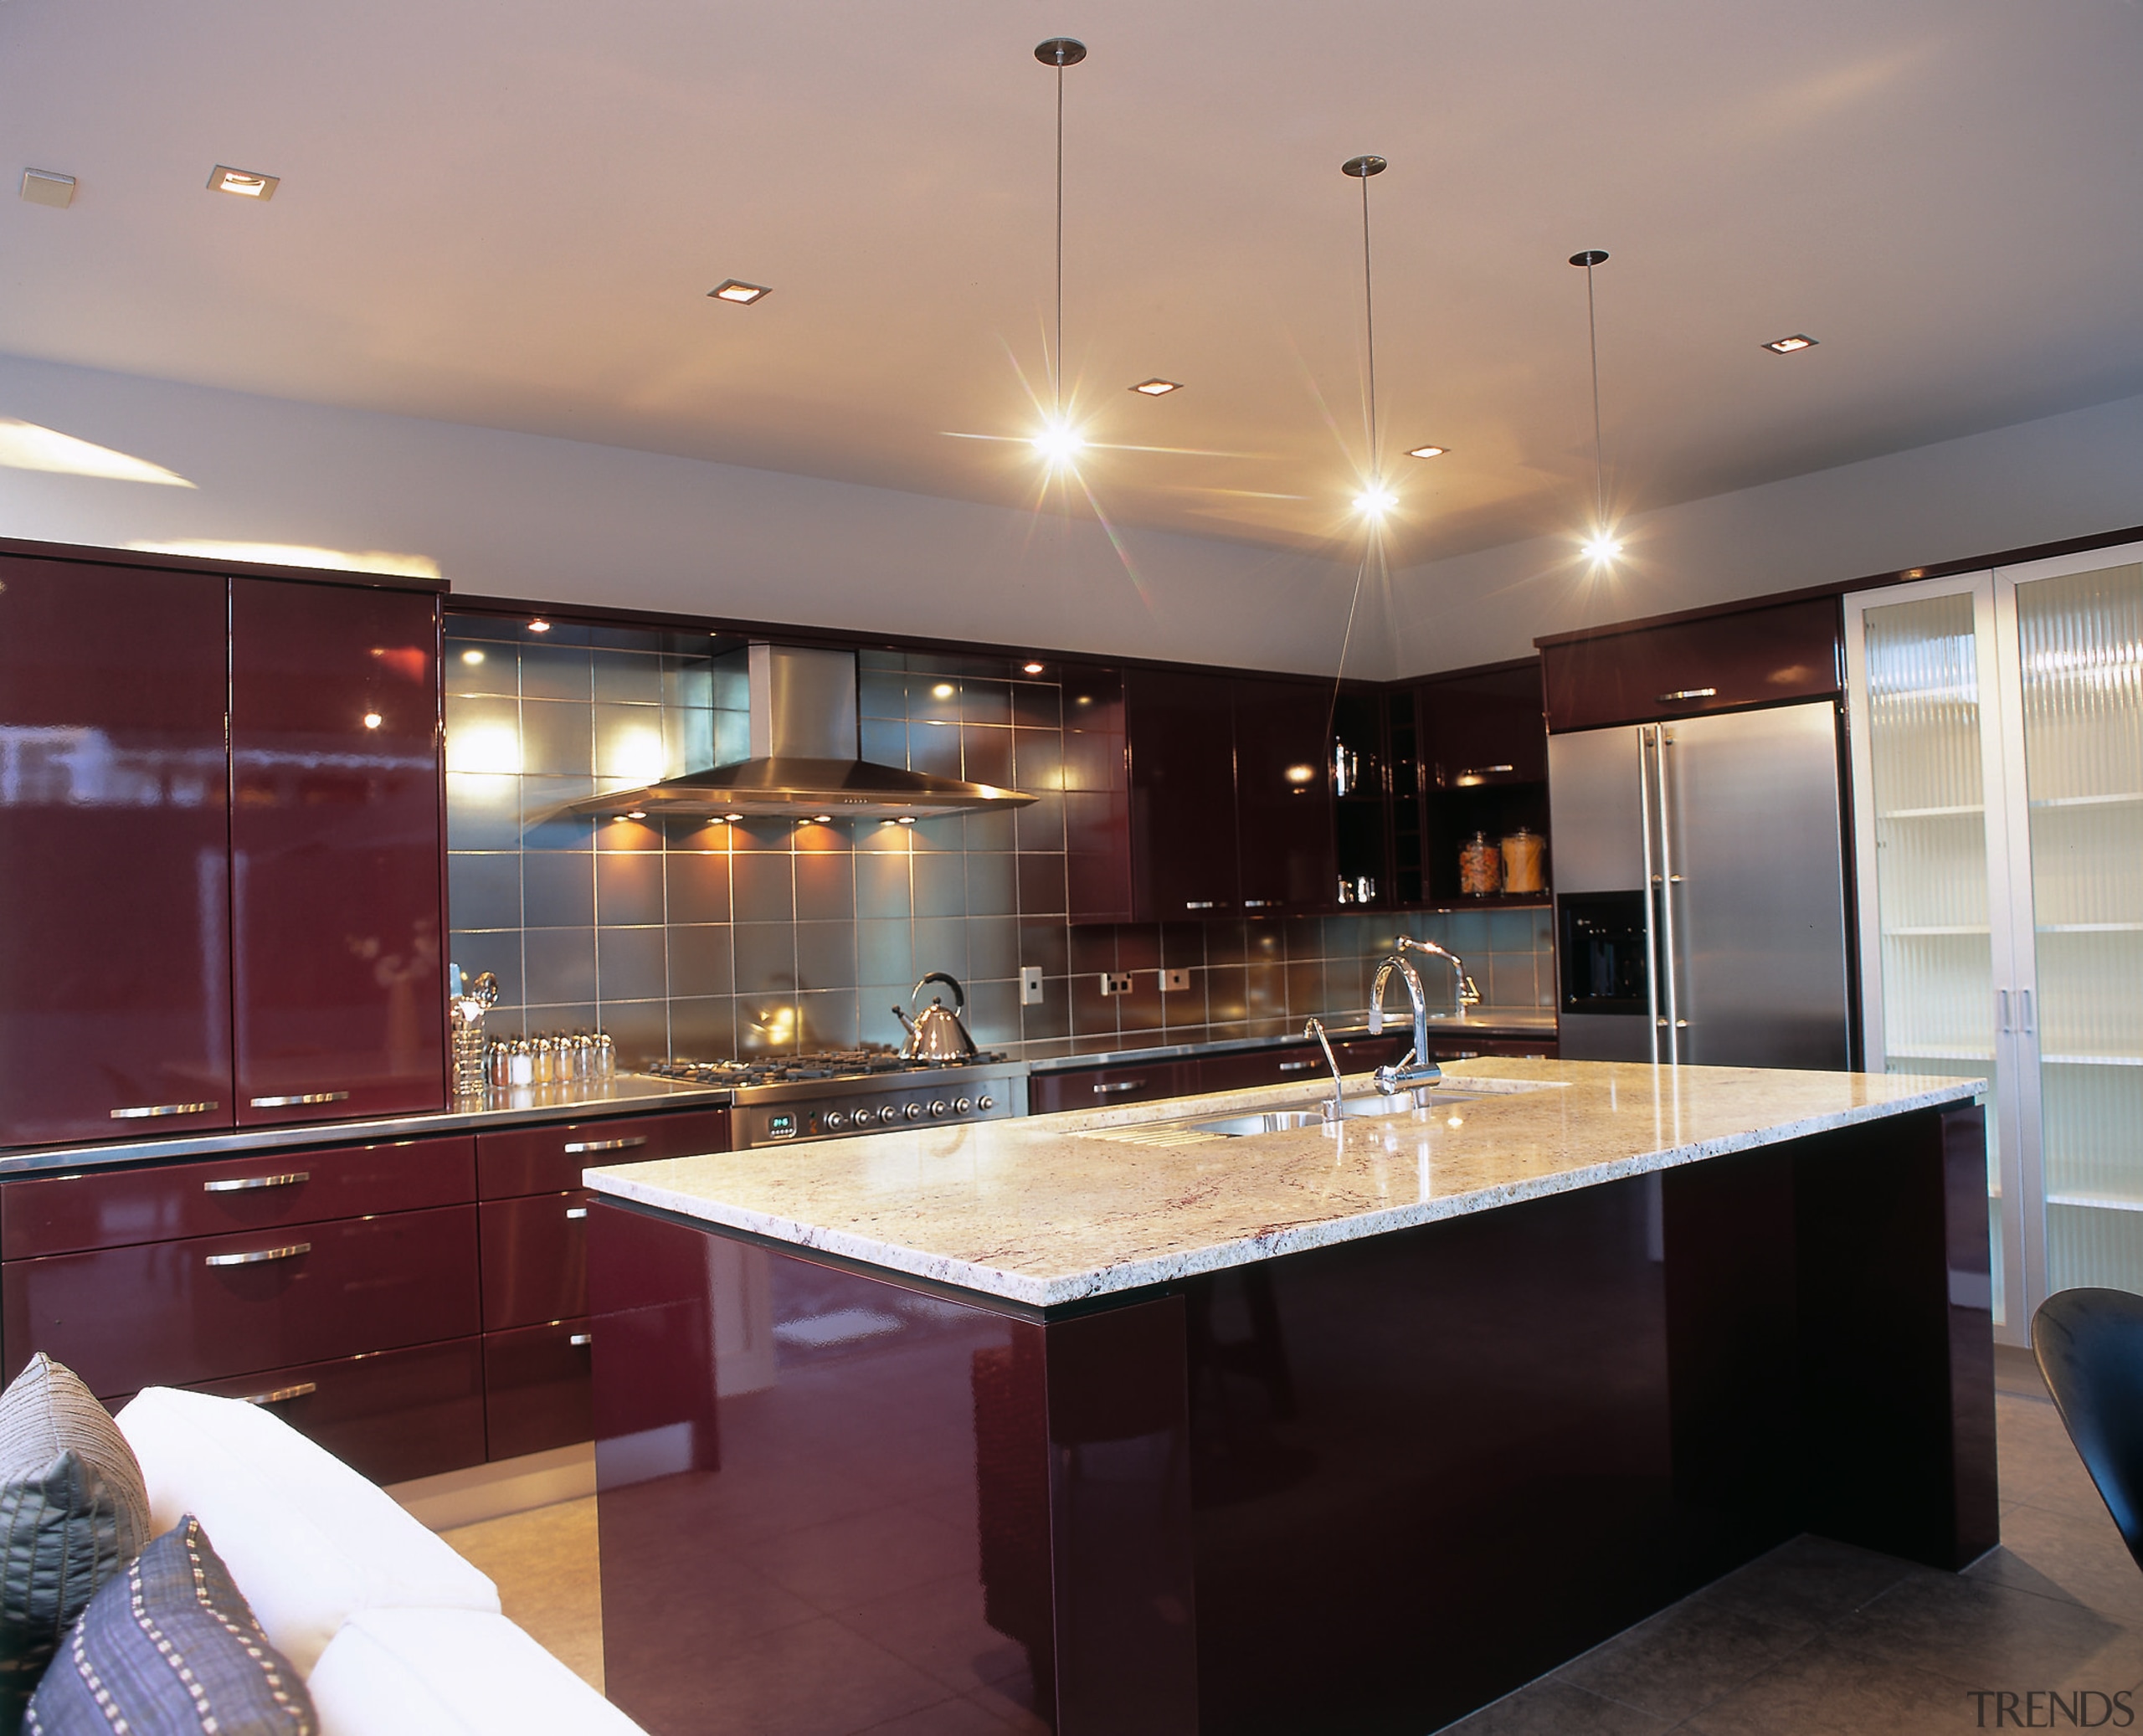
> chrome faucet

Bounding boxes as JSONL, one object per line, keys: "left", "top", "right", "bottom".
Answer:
{"left": 1368, "top": 937, "right": 1477, "bottom": 1096}
{"left": 1304, "top": 1018, "right": 1347, "bottom": 1124}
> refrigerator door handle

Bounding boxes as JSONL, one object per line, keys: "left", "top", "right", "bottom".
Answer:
{"left": 1654, "top": 727, "right": 1682, "bottom": 1064}
{"left": 1637, "top": 725, "right": 1660, "bottom": 1064}
{"left": 1997, "top": 988, "right": 2012, "bottom": 1034}
{"left": 2020, "top": 987, "right": 2035, "bottom": 1035}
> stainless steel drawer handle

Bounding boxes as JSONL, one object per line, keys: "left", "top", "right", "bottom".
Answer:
{"left": 1655, "top": 687, "right": 1718, "bottom": 704}
{"left": 239, "top": 1382, "right": 316, "bottom": 1406}
{"left": 110, "top": 1102, "right": 218, "bottom": 1121}
{"left": 1184, "top": 900, "right": 1215, "bottom": 910}
{"left": 204, "top": 1241, "right": 311, "bottom": 1268}
{"left": 565, "top": 1206, "right": 588, "bottom": 1220}
{"left": 1093, "top": 1081, "right": 1139, "bottom": 1094}
{"left": 1277, "top": 1060, "right": 1316, "bottom": 1072}
{"left": 203, "top": 1172, "right": 310, "bottom": 1194}
{"left": 1457, "top": 765, "right": 1516, "bottom": 779}
{"left": 563, "top": 1136, "right": 645, "bottom": 1154}
{"left": 569, "top": 1333, "right": 594, "bottom": 1348}
{"left": 1243, "top": 899, "right": 1274, "bottom": 909}
{"left": 249, "top": 1091, "right": 351, "bottom": 1108}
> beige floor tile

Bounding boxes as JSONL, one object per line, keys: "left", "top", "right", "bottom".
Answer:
{"left": 442, "top": 1494, "right": 605, "bottom": 1692}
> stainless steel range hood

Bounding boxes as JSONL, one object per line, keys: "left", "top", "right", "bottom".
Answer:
{"left": 569, "top": 644, "right": 1035, "bottom": 821}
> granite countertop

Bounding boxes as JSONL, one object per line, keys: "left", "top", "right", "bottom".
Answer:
{"left": 0, "top": 1073, "right": 732, "bottom": 1177}
{"left": 1026, "top": 1008, "right": 1556, "bottom": 1071}
{"left": 588, "top": 1059, "right": 1984, "bottom": 1310}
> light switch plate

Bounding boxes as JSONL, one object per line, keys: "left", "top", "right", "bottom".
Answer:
{"left": 1102, "top": 972, "right": 1133, "bottom": 996}
{"left": 1020, "top": 965, "right": 1045, "bottom": 1005}
{"left": 1160, "top": 968, "right": 1190, "bottom": 993}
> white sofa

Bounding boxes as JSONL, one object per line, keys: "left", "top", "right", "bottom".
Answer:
{"left": 115, "top": 1387, "right": 645, "bottom": 1736}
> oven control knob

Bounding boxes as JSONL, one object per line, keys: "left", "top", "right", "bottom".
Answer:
{"left": 977, "top": 1095, "right": 994, "bottom": 1112}
{"left": 878, "top": 1106, "right": 901, "bottom": 1125}
{"left": 953, "top": 1097, "right": 973, "bottom": 1114}
{"left": 903, "top": 1102, "right": 923, "bottom": 1121}
{"left": 824, "top": 1111, "right": 846, "bottom": 1131}
{"left": 929, "top": 1100, "right": 949, "bottom": 1117}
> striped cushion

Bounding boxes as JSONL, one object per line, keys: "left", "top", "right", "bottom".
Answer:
{"left": 0, "top": 1355, "right": 151, "bottom": 1728}
{"left": 24, "top": 1517, "right": 315, "bottom": 1735}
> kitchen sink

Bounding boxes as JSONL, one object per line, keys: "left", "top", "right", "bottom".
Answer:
{"left": 1182, "top": 1090, "right": 1487, "bottom": 1138}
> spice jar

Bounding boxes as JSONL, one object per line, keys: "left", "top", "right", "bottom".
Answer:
{"left": 1458, "top": 830, "right": 1503, "bottom": 896}
{"left": 1500, "top": 827, "right": 1545, "bottom": 895}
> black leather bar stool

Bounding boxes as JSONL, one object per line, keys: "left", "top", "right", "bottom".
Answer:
{"left": 2032, "top": 1287, "right": 2143, "bottom": 1572}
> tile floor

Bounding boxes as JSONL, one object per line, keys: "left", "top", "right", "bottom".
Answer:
{"left": 439, "top": 1348, "right": 2141, "bottom": 1733}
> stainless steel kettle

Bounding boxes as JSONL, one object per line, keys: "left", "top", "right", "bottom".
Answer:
{"left": 892, "top": 972, "right": 977, "bottom": 1062}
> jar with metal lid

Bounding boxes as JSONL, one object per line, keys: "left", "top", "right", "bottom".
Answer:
{"left": 508, "top": 1038, "right": 534, "bottom": 1087}
{"left": 1458, "top": 830, "right": 1503, "bottom": 896}
{"left": 596, "top": 1032, "right": 615, "bottom": 1077}
{"left": 1500, "top": 827, "right": 1545, "bottom": 895}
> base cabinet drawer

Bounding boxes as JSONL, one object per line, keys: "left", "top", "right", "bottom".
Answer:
{"left": 3, "top": 1204, "right": 480, "bottom": 1396}
{"left": 185, "top": 1339, "right": 486, "bottom": 1487}
{"left": 484, "top": 1319, "right": 593, "bottom": 1461}
{"left": 480, "top": 1193, "right": 588, "bottom": 1331}
{"left": 0, "top": 1136, "right": 475, "bottom": 1260}
{"left": 1027, "top": 1063, "right": 1185, "bottom": 1116}
{"left": 476, "top": 1109, "right": 730, "bottom": 1199}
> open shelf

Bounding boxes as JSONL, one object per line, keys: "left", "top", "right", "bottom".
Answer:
{"left": 2042, "top": 1053, "right": 2143, "bottom": 1067}
{"left": 2031, "top": 792, "right": 2143, "bottom": 809}
{"left": 1880, "top": 804, "right": 1986, "bottom": 819}
{"left": 1882, "top": 925, "right": 1991, "bottom": 937}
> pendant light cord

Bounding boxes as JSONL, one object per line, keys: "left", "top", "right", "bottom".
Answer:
{"left": 1360, "top": 169, "right": 1379, "bottom": 485}
{"left": 1585, "top": 256, "right": 1605, "bottom": 528}
{"left": 1054, "top": 59, "right": 1065, "bottom": 424}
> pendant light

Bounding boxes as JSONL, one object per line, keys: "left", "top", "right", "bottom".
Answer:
{"left": 1343, "top": 154, "right": 1391, "bottom": 519}
{"left": 1570, "top": 248, "right": 1621, "bottom": 564}
{"left": 1032, "top": 38, "right": 1087, "bottom": 469}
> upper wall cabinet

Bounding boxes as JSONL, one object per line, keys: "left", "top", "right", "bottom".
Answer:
{"left": 1231, "top": 675, "right": 1336, "bottom": 913}
{"left": 231, "top": 579, "right": 446, "bottom": 1124}
{"left": 1539, "top": 597, "right": 1842, "bottom": 734}
{"left": 1128, "top": 668, "right": 1241, "bottom": 917}
{"left": 0, "top": 557, "right": 235, "bottom": 1146}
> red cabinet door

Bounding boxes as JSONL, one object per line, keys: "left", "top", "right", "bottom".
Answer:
{"left": 0, "top": 557, "right": 234, "bottom": 1147}
{"left": 480, "top": 1192, "right": 590, "bottom": 1329}
{"left": 230, "top": 578, "right": 445, "bottom": 1124}
{"left": 1232, "top": 676, "right": 1336, "bottom": 915}
{"left": 474, "top": 1107, "right": 732, "bottom": 1199}
{"left": 1127, "top": 668, "right": 1240, "bottom": 919}
{"left": 1540, "top": 598, "right": 1842, "bottom": 733}
{"left": 483, "top": 1319, "right": 594, "bottom": 1461}
{"left": 1026, "top": 1060, "right": 1187, "bottom": 1115}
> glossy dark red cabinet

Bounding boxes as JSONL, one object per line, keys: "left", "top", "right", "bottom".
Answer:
{"left": 229, "top": 578, "right": 446, "bottom": 1125}
{"left": 1127, "top": 667, "right": 1240, "bottom": 918}
{"left": 0, "top": 1135, "right": 475, "bottom": 1259}
{"left": 483, "top": 1317, "right": 594, "bottom": 1460}
{"left": 1027, "top": 1059, "right": 1188, "bottom": 1115}
{"left": 1540, "top": 597, "right": 1843, "bottom": 733}
{"left": 3, "top": 1204, "right": 479, "bottom": 1396}
{"left": 480, "top": 1192, "right": 589, "bottom": 1328}
{"left": 475, "top": 1107, "right": 731, "bottom": 1199}
{"left": 1232, "top": 676, "right": 1337, "bottom": 914}
{"left": 185, "top": 1338, "right": 487, "bottom": 1487}
{"left": 0, "top": 557, "right": 234, "bottom": 1147}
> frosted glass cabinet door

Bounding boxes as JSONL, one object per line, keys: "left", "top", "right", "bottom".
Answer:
{"left": 2002, "top": 553, "right": 2143, "bottom": 1301}
{"left": 1845, "top": 575, "right": 2018, "bottom": 1329}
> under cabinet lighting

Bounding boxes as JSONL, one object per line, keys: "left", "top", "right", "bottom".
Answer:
{"left": 527, "top": 619, "right": 551, "bottom": 633}
{"left": 20, "top": 171, "right": 76, "bottom": 209}
{"left": 931, "top": 683, "right": 956, "bottom": 699}
{"left": 897, "top": 816, "right": 916, "bottom": 825}
{"left": 1021, "top": 661, "right": 1046, "bottom": 675}
{"left": 1762, "top": 334, "right": 1817, "bottom": 354}
{"left": 1406, "top": 444, "right": 1448, "bottom": 460}
{"left": 208, "top": 166, "right": 278, "bottom": 200}
{"left": 709, "top": 280, "right": 771, "bottom": 305}
{"left": 1130, "top": 378, "right": 1182, "bottom": 396}
{"left": 809, "top": 814, "right": 832, "bottom": 824}
{"left": 625, "top": 809, "right": 648, "bottom": 820}
{"left": 724, "top": 812, "right": 743, "bottom": 823}
{"left": 460, "top": 649, "right": 486, "bottom": 665}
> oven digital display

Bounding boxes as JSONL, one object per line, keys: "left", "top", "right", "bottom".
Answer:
{"left": 766, "top": 1112, "right": 798, "bottom": 1140}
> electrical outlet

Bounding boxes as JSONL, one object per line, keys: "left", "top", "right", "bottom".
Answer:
{"left": 1020, "top": 966, "right": 1045, "bottom": 1005}
{"left": 1160, "top": 968, "right": 1190, "bottom": 993}
{"left": 1102, "top": 972, "right": 1133, "bottom": 996}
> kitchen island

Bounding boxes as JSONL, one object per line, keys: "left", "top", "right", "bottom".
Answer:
{"left": 585, "top": 1060, "right": 1994, "bottom": 1736}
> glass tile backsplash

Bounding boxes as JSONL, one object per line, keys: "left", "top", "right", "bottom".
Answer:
{"left": 444, "top": 618, "right": 1555, "bottom": 1066}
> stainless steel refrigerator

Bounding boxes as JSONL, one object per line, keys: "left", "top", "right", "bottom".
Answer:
{"left": 1548, "top": 701, "right": 1855, "bottom": 1068}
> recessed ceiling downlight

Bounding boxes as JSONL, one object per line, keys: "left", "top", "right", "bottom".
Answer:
{"left": 1130, "top": 378, "right": 1182, "bottom": 396}
{"left": 710, "top": 280, "right": 771, "bottom": 305}
{"left": 1406, "top": 444, "right": 1448, "bottom": 460}
{"left": 1763, "top": 334, "right": 1817, "bottom": 354}
{"left": 208, "top": 166, "right": 278, "bottom": 200}
{"left": 19, "top": 170, "right": 76, "bottom": 209}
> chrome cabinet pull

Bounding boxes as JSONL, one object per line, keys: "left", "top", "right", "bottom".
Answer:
{"left": 563, "top": 1136, "right": 645, "bottom": 1154}
{"left": 239, "top": 1382, "right": 316, "bottom": 1406}
{"left": 1277, "top": 1060, "right": 1316, "bottom": 1073}
{"left": 569, "top": 1333, "right": 594, "bottom": 1347}
{"left": 1457, "top": 764, "right": 1516, "bottom": 780}
{"left": 1092, "top": 1081, "right": 1139, "bottom": 1094}
{"left": 110, "top": 1102, "right": 217, "bottom": 1121}
{"left": 204, "top": 1241, "right": 311, "bottom": 1268}
{"left": 1242, "top": 899, "right": 1274, "bottom": 908}
{"left": 1184, "top": 900, "right": 1216, "bottom": 910}
{"left": 203, "top": 1172, "right": 310, "bottom": 1194}
{"left": 248, "top": 1091, "right": 350, "bottom": 1109}
{"left": 565, "top": 1205, "right": 588, "bottom": 1220}
{"left": 2020, "top": 988, "right": 2035, "bottom": 1035}
{"left": 1655, "top": 687, "right": 1718, "bottom": 704}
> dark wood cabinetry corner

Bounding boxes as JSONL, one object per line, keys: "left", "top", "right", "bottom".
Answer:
{"left": 1539, "top": 596, "right": 1843, "bottom": 733}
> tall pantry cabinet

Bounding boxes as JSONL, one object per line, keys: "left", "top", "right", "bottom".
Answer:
{"left": 1844, "top": 539, "right": 2143, "bottom": 1342}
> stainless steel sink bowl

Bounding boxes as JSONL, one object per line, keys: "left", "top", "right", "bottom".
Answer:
{"left": 1185, "top": 1091, "right": 1486, "bottom": 1138}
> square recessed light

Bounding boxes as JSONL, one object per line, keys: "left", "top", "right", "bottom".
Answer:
{"left": 19, "top": 170, "right": 76, "bottom": 209}
{"left": 208, "top": 165, "right": 279, "bottom": 200}
{"left": 710, "top": 280, "right": 771, "bottom": 305}
{"left": 1130, "top": 378, "right": 1182, "bottom": 396}
{"left": 1406, "top": 444, "right": 1449, "bottom": 460}
{"left": 1763, "top": 334, "right": 1817, "bottom": 354}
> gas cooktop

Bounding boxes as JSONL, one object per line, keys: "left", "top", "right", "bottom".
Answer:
{"left": 642, "top": 1051, "right": 1029, "bottom": 1147}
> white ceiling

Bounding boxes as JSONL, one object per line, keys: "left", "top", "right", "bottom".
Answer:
{"left": 3, "top": 0, "right": 2140, "bottom": 565}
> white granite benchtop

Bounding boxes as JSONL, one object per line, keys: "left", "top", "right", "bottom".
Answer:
{"left": 584, "top": 1060, "right": 1984, "bottom": 1309}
